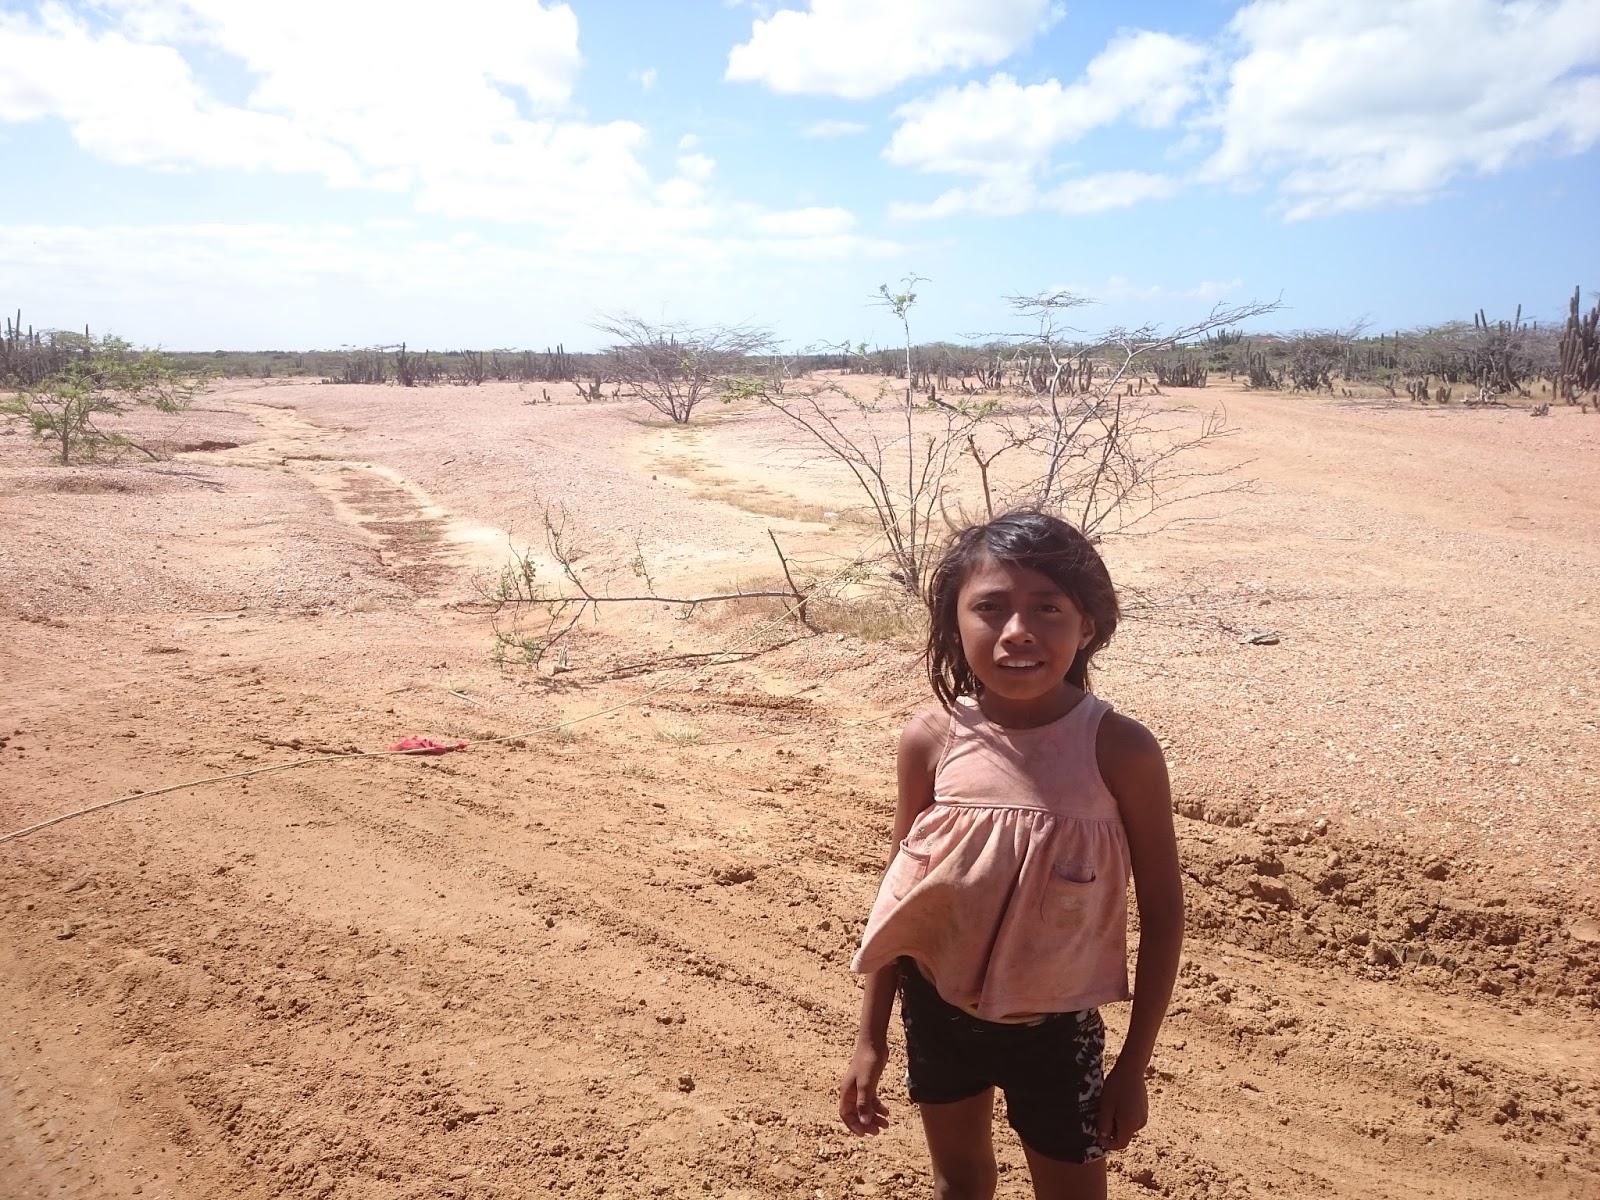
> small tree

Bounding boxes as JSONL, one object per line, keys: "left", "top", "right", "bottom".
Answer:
{"left": 593, "top": 314, "right": 774, "bottom": 423}
{"left": 4, "top": 333, "right": 204, "bottom": 464}
{"left": 756, "top": 279, "right": 1003, "bottom": 596}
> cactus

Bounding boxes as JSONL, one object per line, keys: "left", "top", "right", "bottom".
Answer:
{"left": 1555, "top": 285, "right": 1599, "bottom": 405}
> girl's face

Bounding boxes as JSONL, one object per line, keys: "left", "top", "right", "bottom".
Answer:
{"left": 955, "top": 553, "right": 1095, "bottom": 728}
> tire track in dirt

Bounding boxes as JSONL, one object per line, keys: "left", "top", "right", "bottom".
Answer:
{"left": 15, "top": 661, "right": 1595, "bottom": 1197}
{"left": 182, "top": 399, "right": 518, "bottom": 598}
{"left": 8, "top": 715, "right": 1595, "bottom": 1198}
{"left": 5, "top": 620, "right": 1594, "bottom": 1199}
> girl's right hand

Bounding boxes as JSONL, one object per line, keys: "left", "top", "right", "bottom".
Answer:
{"left": 839, "top": 1043, "right": 891, "bottom": 1135}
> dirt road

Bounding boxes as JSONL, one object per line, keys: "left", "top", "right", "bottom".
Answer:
{"left": 2, "top": 379, "right": 1597, "bottom": 1198}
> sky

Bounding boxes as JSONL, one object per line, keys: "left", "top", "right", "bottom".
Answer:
{"left": 1, "top": 0, "right": 1597, "bottom": 351}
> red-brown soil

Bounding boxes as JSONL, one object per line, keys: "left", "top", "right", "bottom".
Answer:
{"left": 2, "top": 378, "right": 1597, "bottom": 1199}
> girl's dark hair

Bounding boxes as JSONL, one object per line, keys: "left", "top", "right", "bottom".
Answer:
{"left": 924, "top": 509, "right": 1120, "bottom": 707}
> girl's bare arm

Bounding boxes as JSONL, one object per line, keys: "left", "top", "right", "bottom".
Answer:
{"left": 1096, "top": 712, "right": 1185, "bottom": 1148}
{"left": 839, "top": 707, "right": 944, "bottom": 1134}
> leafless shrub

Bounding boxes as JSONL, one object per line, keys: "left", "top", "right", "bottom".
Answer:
{"left": 2, "top": 311, "right": 86, "bottom": 388}
{"left": 760, "top": 378, "right": 990, "bottom": 596}
{"left": 995, "top": 294, "right": 1282, "bottom": 538}
{"left": 1283, "top": 325, "right": 1366, "bottom": 393}
{"left": 593, "top": 314, "right": 775, "bottom": 423}
{"left": 478, "top": 501, "right": 820, "bottom": 669}
{"left": 759, "top": 284, "right": 1280, "bottom": 600}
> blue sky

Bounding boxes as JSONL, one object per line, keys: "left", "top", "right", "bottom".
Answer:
{"left": 1, "top": 0, "right": 1596, "bottom": 351}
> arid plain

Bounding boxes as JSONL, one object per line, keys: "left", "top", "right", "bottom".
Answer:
{"left": 2, "top": 376, "right": 1597, "bottom": 1199}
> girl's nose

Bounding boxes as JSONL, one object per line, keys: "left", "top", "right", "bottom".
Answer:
{"left": 1000, "top": 611, "right": 1034, "bottom": 642}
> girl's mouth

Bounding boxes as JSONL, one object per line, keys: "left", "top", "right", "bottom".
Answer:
{"left": 997, "top": 660, "right": 1043, "bottom": 670}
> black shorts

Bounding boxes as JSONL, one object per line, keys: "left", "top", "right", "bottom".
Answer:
{"left": 898, "top": 960, "right": 1106, "bottom": 1164}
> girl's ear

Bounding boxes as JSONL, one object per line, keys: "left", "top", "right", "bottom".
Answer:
{"left": 1078, "top": 616, "right": 1096, "bottom": 649}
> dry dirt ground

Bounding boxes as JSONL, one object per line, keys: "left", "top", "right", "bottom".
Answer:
{"left": 2, "top": 376, "right": 1598, "bottom": 1200}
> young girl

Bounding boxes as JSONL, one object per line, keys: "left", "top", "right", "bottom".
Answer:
{"left": 839, "top": 510, "right": 1184, "bottom": 1200}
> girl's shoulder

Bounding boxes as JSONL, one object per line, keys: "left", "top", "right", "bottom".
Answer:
{"left": 899, "top": 703, "right": 952, "bottom": 750}
{"left": 1094, "top": 710, "right": 1172, "bottom": 824}
{"left": 898, "top": 703, "right": 953, "bottom": 771}
{"left": 1094, "top": 709, "right": 1164, "bottom": 772}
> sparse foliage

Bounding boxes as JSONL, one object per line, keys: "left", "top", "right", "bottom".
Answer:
{"left": 3, "top": 325, "right": 204, "bottom": 464}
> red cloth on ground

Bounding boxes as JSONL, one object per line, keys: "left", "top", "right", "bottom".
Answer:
{"left": 388, "top": 736, "right": 469, "bottom": 755}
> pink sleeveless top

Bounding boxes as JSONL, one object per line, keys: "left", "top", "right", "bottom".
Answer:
{"left": 851, "top": 693, "right": 1131, "bottom": 1022}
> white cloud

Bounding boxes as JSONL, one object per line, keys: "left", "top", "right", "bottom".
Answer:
{"left": 0, "top": 5, "right": 358, "bottom": 180}
{"left": 744, "top": 206, "right": 857, "bottom": 236}
{"left": 890, "top": 171, "right": 1177, "bottom": 219}
{"left": 1203, "top": 0, "right": 1600, "bottom": 218}
{"left": 0, "top": 2, "right": 889, "bottom": 259}
{"left": 0, "top": 220, "right": 907, "bottom": 347}
{"left": 1044, "top": 171, "right": 1180, "bottom": 214}
{"left": 886, "top": 32, "right": 1208, "bottom": 176}
{"left": 883, "top": 30, "right": 1203, "bottom": 219}
{"left": 800, "top": 119, "right": 869, "bottom": 139}
{"left": 726, "top": 0, "right": 1060, "bottom": 99}
{"left": 677, "top": 152, "right": 717, "bottom": 181}
{"left": 633, "top": 66, "right": 658, "bottom": 91}
{"left": 0, "top": 1, "right": 628, "bottom": 218}
{"left": 883, "top": 3, "right": 1600, "bottom": 222}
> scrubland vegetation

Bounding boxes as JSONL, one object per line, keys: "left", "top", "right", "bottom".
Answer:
{"left": 9, "top": 285, "right": 1595, "bottom": 414}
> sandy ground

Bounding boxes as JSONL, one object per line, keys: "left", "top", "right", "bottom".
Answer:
{"left": 1, "top": 376, "right": 1597, "bottom": 1200}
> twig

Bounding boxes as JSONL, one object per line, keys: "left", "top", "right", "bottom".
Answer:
{"left": 767, "top": 528, "right": 812, "bottom": 628}
{"left": 965, "top": 435, "right": 997, "bottom": 520}
{"left": 254, "top": 736, "right": 363, "bottom": 755}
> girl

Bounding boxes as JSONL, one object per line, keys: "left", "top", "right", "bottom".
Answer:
{"left": 839, "top": 511, "right": 1184, "bottom": 1200}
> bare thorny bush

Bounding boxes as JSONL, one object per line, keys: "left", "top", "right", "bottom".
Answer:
{"left": 759, "top": 286, "right": 1281, "bottom": 601}
{"left": 477, "top": 499, "right": 839, "bottom": 670}
{"left": 593, "top": 313, "right": 776, "bottom": 424}
{"left": 481, "top": 286, "right": 1280, "bottom": 675}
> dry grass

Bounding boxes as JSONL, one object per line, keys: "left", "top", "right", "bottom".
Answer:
{"left": 49, "top": 477, "right": 138, "bottom": 494}
{"left": 654, "top": 723, "right": 704, "bottom": 745}
{"left": 806, "top": 592, "right": 924, "bottom": 644}
{"left": 653, "top": 452, "right": 873, "bottom": 527}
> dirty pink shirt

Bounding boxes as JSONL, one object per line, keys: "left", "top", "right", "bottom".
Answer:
{"left": 851, "top": 693, "right": 1132, "bottom": 1022}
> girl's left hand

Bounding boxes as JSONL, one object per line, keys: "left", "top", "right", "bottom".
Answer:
{"left": 1094, "top": 1062, "right": 1149, "bottom": 1152}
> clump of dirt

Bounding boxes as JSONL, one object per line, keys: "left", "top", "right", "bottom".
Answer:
{"left": 1177, "top": 816, "right": 1600, "bottom": 1010}
{"left": 175, "top": 439, "right": 240, "bottom": 452}
{"left": 51, "top": 475, "right": 140, "bottom": 493}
